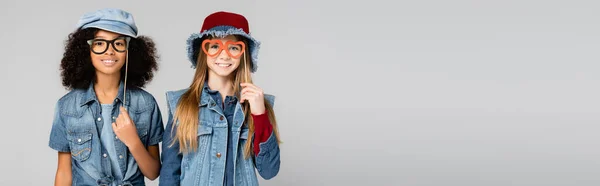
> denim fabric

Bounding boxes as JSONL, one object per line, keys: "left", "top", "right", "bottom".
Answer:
{"left": 204, "top": 86, "right": 238, "bottom": 186}
{"left": 77, "top": 8, "right": 138, "bottom": 38}
{"left": 159, "top": 85, "right": 280, "bottom": 186}
{"left": 48, "top": 81, "right": 164, "bottom": 186}
{"left": 100, "top": 104, "right": 123, "bottom": 186}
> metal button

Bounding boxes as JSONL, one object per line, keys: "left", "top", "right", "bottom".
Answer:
{"left": 112, "top": 116, "right": 116, "bottom": 120}
{"left": 103, "top": 153, "right": 107, "bottom": 158}
{"left": 216, "top": 152, "right": 221, "bottom": 158}
{"left": 119, "top": 155, "right": 123, "bottom": 159}
{"left": 97, "top": 117, "right": 102, "bottom": 121}
{"left": 115, "top": 136, "right": 118, "bottom": 139}
{"left": 77, "top": 139, "right": 81, "bottom": 142}
{"left": 220, "top": 116, "right": 224, "bottom": 120}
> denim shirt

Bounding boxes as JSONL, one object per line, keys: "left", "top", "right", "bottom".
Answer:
{"left": 159, "top": 86, "right": 280, "bottom": 186}
{"left": 204, "top": 85, "right": 238, "bottom": 186}
{"left": 100, "top": 103, "right": 124, "bottom": 185}
{"left": 48, "top": 82, "right": 165, "bottom": 186}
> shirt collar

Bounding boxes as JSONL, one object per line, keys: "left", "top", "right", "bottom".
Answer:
{"left": 80, "top": 80, "right": 129, "bottom": 106}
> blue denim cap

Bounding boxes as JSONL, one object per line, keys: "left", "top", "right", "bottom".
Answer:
{"left": 76, "top": 8, "right": 138, "bottom": 38}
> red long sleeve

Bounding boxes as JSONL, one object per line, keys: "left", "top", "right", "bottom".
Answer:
{"left": 251, "top": 111, "right": 273, "bottom": 156}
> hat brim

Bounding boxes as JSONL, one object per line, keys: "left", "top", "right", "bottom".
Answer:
{"left": 186, "top": 26, "right": 260, "bottom": 72}
{"left": 82, "top": 20, "right": 138, "bottom": 38}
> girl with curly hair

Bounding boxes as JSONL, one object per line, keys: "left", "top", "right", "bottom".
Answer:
{"left": 48, "top": 8, "right": 164, "bottom": 186}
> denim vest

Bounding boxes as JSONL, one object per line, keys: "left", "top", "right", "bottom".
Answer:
{"left": 159, "top": 87, "right": 280, "bottom": 186}
{"left": 48, "top": 82, "right": 164, "bottom": 186}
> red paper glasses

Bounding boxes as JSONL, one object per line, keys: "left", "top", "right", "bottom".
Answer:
{"left": 201, "top": 39, "right": 246, "bottom": 59}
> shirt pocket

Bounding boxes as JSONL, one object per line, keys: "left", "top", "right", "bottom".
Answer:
{"left": 136, "top": 126, "right": 149, "bottom": 146}
{"left": 68, "top": 132, "right": 93, "bottom": 162}
{"left": 131, "top": 111, "right": 150, "bottom": 143}
{"left": 185, "top": 125, "right": 213, "bottom": 170}
{"left": 198, "top": 125, "right": 213, "bottom": 146}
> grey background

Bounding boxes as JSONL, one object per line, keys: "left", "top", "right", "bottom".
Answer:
{"left": 1, "top": 0, "right": 599, "bottom": 185}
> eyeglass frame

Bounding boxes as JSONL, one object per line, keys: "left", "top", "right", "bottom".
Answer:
{"left": 201, "top": 39, "right": 246, "bottom": 59}
{"left": 86, "top": 37, "right": 131, "bottom": 54}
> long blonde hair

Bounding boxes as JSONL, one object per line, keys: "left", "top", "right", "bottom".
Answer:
{"left": 171, "top": 35, "right": 280, "bottom": 159}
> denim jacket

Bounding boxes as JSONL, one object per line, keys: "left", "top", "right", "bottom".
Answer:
{"left": 48, "top": 82, "right": 164, "bottom": 186}
{"left": 159, "top": 87, "right": 281, "bottom": 186}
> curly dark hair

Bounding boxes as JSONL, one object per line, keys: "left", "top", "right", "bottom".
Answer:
{"left": 60, "top": 28, "right": 159, "bottom": 90}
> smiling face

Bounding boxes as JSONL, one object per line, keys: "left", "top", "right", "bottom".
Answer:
{"left": 204, "top": 35, "right": 245, "bottom": 79}
{"left": 89, "top": 30, "right": 127, "bottom": 77}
